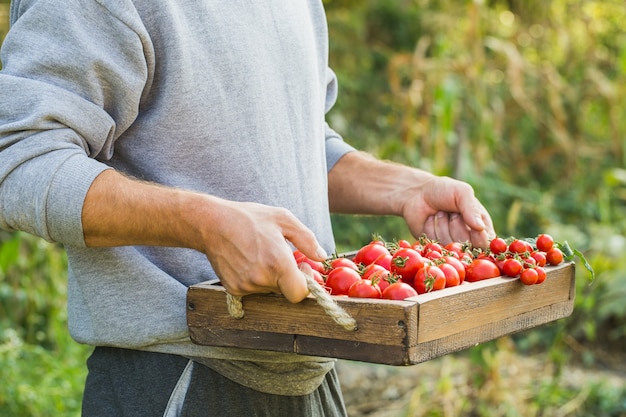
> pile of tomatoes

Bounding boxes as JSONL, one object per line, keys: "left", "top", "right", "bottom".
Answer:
{"left": 294, "top": 233, "right": 565, "bottom": 300}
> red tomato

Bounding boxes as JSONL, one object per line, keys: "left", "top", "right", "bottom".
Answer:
{"left": 439, "top": 263, "right": 460, "bottom": 287}
{"left": 326, "top": 257, "right": 358, "bottom": 273}
{"left": 519, "top": 268, "right": 538, "bottom": 285}
{"left": 546, "top": 247, "right": 564, "bottom": 266}
{"left": 361, "top": 263, "right": 387, "bottom": 280}
{"left": 424, "top": 250, "right": 443, "bottom": 261}
{"left": 422, "top": 241, "right": 443, "bottom": 256}
{"left": 397, "top": 239, "right": 412, "bottom": 249}
{"left": 443, "top": 256, "right": 466, "bottom": 283}
{"left": 413, "top": 264, "right": 446, "bottom": 294}
{"left": 372, "top": 253, "right": 392, "bottom": 270}
{"left": 310, "top": 269, "right": 326, "bottom": 287}
{"left": 411, "top": 243, "right": 424, "bottom": 253}
{"left": 509, "top": 239, "right": 531, "bottom": 256}
{"left": 536, "top": 234, "right": 555, "bottom": 253}
{"left": 522, "top": 256, "right": 537, "bottom": 269}
{"left": 535, "top": 266, "right": 547, "bottom": 284}
{"left": 501, "top": 258, "right": 523, "bottom": 277}
{"left": 368, "top": 269, "right": 394, "bottom": 292}
{"left": 325, "top": 267, "right": 361, "bottom": 296}
{"left": 476, "top": 252, "right": 496, "bottom": 262}
{"left": 293, "top": 250, "right": 307, "bottom": 263}
{"left": 444, "top": 241, "right": 468, "bottom": 259}
{"left": 530, "top": 251, "right": 547, "bottom": 267}
{"left": 465, "top": 259, "right": 501, "bottom": 282}
{"left": 294, "top": 253, "right": 325, "bottom": 274}
{"left": 382, "top": 282, "right": 418, "bottom": 300}
{"left": 348, "top": 279, "right": 382, "bottom": 299}
{"left": 489, "top": 237, "right": 508, "bottom": 255}
{"left": 353, "top": 242, "right": 391, "bottom": 266}
{"left": 390, "top": 247, "right": 426, "bottom": 286}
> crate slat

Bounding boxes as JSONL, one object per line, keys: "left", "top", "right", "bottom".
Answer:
{"left": 187, "top": 261, "right": 575, "bottom": 365}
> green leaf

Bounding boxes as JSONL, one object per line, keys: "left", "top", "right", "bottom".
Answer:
{"left": 558, "top": 240, "right": 595, "bottom": 283}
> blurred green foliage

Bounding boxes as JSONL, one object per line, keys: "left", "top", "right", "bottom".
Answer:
{"left": 0, "top": 231, "right": 90, "bottom": 416}
{"left": 1, "top": 0, "right": 626, "bottom": 415}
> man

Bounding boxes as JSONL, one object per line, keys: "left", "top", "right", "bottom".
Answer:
{"left": 0, "top": 0, "right": 494, "bottom": 415}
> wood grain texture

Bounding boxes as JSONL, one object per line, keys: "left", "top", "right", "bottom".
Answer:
{"left": 187, "top": 262, "right": 575, "bottom": 365}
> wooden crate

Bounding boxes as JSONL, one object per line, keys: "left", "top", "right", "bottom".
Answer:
{"left": 187, "top": 261, "right": 575, "bottom": 365}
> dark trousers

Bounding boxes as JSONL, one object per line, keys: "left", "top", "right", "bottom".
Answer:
{"left": 82, "top": 347, "right": 348, "bottom": 417}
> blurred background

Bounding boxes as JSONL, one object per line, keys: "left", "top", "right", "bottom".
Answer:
{"left": 1, "top": 0, "right": 625, "bottom": 415}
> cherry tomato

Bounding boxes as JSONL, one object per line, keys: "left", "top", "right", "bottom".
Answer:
{"left": 546, "top": 247, "right": 564, "bottom": 266}
{"left": 509, "top": 239, "right": 531, "bottom": 255}
{"left": 536, "top": 234, "right": 555, "bottom": 253}
{"left": 519, "top": 268, "right": 538, "bottom": 285}
{"left": 309, "top": 269, "right": 327, "bottom": 290}
{"left": 535, "top": 266, "right": 547, "bottom": 284}
{"left": 439, "top": 263, "right": 461, "bottom": 287}
{"left": 530, "top": 251, "right": 547, "bottom": 267}
{"left": 368, "top": 269, "right": 394, "bottom": 292}
{"left": 424, "top": 250, "right": 443, "bottom": 261}
{"left": 353, "top": 242, "right": 391, "bottom": 266}
{"left": 382, "top": 281, "right": 418, "bottom": 300}
{"left": 413, "top": 264, "right": 446, "bottom": 294}
{"left": 522, "top": 256, "right": 537, "bottom": 269}
{"left": 397, "top": 239, "right": 412, "bottom": 249}
{"left": 293, "top": 250, "right": 307, "bottom": 263}
{"left": 293, "top": 251, "right": 325, "bottom": 274}
{"left": 348, "top": 279, "right": 382, "bottom": 299}
{"left": 489, "top": 237, "right": 508, "bottom": 255}
{"left": 476, "top": 252, "right": 496, "bottom": 263}
{"left": 444, "top": 241, "right": 466, "bottom": 258}
{"left": 372, "top": 253, "right": 393, "bottom": 270}
{"left": 465, "top": 259, "right": 501, "bottom": 282}
{"left": 390, "top": 247, "right": 426, "bottom": 286}
{"left": 296, "top": 256, "right": 326, "bottom": 274}
{"left": 443, "top": 256, "right": 466, "bottom": 283}
{"left": 422, "top": 241, "right": 443, "bottom": 256}
{"left": 325, "top": 266, "right": 361, "bottom": 296}
{"left": 361, "top": 263, "right": 387, "bottom": 280}
{"left": 326, "top": 257, "right": 358, "bottom": 273}
{"left": 501, "top": 258, "right": 523, "bottom": 277}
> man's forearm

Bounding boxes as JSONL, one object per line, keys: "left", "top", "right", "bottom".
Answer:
{"left": 81, "top": 169, "right": 214, "bottom": 251}
{"left": 327, "top": 150, "right": 434, "bottom": 216}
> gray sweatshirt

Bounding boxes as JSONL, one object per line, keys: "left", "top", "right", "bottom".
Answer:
{"left": 0, "top": 0, "right": 354, "bottom": 395}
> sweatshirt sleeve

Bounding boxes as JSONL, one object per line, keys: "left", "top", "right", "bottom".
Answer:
{"left": 0, "top": 0, "right": 152, "bottom": 246}
{"left": 323, "top": 67, "right": 355, "bottom": 171}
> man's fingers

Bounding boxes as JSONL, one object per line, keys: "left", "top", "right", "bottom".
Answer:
{"left": 470, "top": 229, "right": 491, "bottom": 250}
{"left": 423, "top": 215, "right": 436, "bottom": 240}
{"left": 422, "top": 210, "right": 494, "bottom": 249}
{"left": 280, "top": 211, "right": 328, "bottom": 262}
{"left": 276, "top": 262, "right": 310, "bottom": 303}
{"left": 433, "top": 211, "right": 452, "bottom": 244}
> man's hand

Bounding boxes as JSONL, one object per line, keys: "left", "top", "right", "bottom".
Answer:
{"left": 197, "top": 200, "right": 328, "bottom": 303}
{"left": 400, "top": 176, "right": 495, "bottom": 248}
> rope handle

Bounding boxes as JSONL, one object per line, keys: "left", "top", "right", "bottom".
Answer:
{"left": 225, "top": 270, "right": 358, "bottom": 332}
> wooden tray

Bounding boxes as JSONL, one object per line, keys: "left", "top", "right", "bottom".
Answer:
{"left": 187, "top": 261, "right": 575, "bottom": 365}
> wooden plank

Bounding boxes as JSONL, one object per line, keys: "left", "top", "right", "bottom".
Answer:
{"left": 413, "top": 262, "right": 574, "bottom": 343}
{"left": 188, "top": 327, "right": 296, "bottom": 353}
{"left": 188, "top": 321, "right": 417, "bottom": 365}
{"left": 294, "top": 335, "right": 415, "bottom": 366}
{"left": 187, "top": 285, "right": 417, "bottom": 347}
{"left": 409, "top": 298, "right": 575, "bottom": 363}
